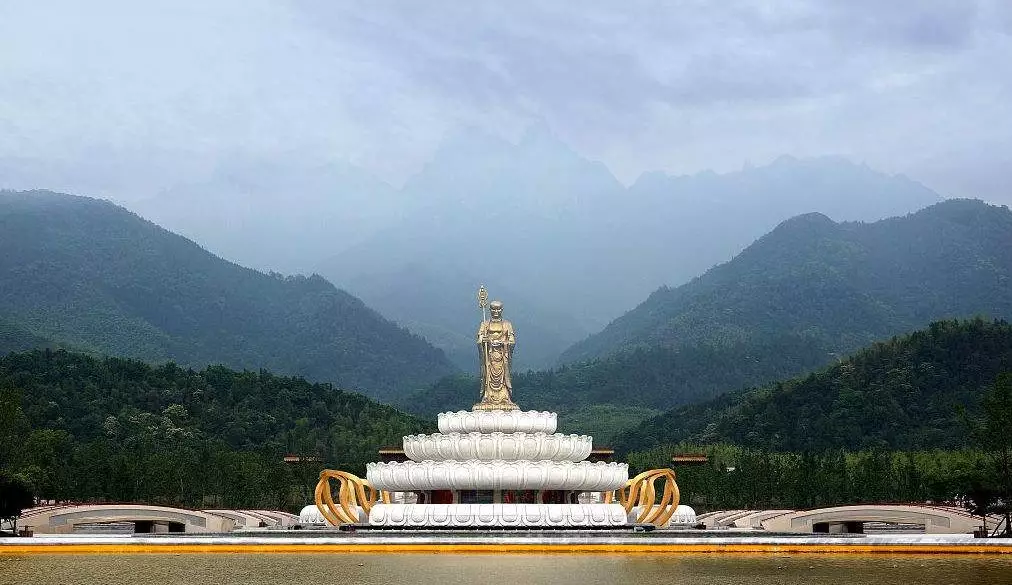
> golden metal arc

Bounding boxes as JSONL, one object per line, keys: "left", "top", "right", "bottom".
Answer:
{"left": 615, "top": 468, "right": 681, "bottom": 526}
{"left": 314, "top": 470, "right": 388, "bottom": 526}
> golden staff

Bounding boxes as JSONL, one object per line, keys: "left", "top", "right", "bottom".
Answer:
{"left": 477, "top": 284, "right": 488, "bottom": 323}
{"left": 476, "top": 284, "right": 489, "bottom": 403}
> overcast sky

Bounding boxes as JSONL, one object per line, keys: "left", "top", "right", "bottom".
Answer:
{"left": 1, "top": 1, "right": 1010, "bottom": 204}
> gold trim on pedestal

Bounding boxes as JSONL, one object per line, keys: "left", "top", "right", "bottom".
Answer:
{"left": 471, "top": 401, "right": 519, "bottom": 412}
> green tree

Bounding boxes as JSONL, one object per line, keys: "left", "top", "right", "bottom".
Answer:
{"left": 0, "top": 475, "right": 34, "bottom": 535}
{"left": 975, "top": 372, "right": 1012, "bottom": 535}
{"left": 0, "top": 381, "right": 26, "bottom": 471}
{"left": 963, "top": 481, "right": 999, "bottom": 536}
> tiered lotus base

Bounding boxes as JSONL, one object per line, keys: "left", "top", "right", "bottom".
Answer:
{"left": 365, "top": 411, "right": 630, "bottom": 527}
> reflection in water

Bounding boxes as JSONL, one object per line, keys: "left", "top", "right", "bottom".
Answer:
{"left": 1, "top": 553, "right": 1011, "bottom": 585}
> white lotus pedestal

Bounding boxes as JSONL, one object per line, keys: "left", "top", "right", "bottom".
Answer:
{"left": 365, "top": 410, "right": 629, "bottom": 527}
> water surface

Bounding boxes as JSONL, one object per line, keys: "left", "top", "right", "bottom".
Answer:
{"left": 2, "top": 553, "right": 1011, "bottom": 585}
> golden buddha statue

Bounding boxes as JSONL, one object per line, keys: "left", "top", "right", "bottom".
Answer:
{"left": 473, "top": 299, "right": 519, "bottom": 411}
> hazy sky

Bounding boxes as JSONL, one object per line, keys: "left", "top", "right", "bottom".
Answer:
{"left": 1, "top": 1, "right": 1010, "bottom": 204}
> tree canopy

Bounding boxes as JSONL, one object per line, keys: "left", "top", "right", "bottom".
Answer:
{"left": 1, "top": 348, "right": 431, "bottom": 510}
{"left": 615, "top": 318, "right": 1012, "bottom": 454}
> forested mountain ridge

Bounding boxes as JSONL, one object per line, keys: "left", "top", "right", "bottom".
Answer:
{"left": 614, "top": 318, "right": 1012, "bottom": 454}
{"left": 0, "top": 190, "right": 455, "bottom": 400}
{"left": 561, "top": 199, "right": 1012, "bottom": 363}
{"left": 0, "top": 348, "right": 431, "bottom": 508}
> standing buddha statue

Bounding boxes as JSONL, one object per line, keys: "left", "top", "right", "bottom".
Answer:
{"left": 473, "top": 299, "right": 519, "bottom": 411}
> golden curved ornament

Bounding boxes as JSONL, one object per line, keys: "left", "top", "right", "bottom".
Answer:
{"left": 314, "top": 469, "right": 387, "bottom": 526}
{"left": 616, "top": 468, "right": 680, "bottom": 527}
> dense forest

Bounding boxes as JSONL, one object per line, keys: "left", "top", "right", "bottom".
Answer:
{"left": 0, "top": 190, "right": 455, "bottom": 401}
{"left": 628, "top": 444, "right": 993, "bottom": 512}
{"left": 626, "top": 368, "right": 1012, "bottom": 514}
{"left": 0, "top": 349, "right": 431, "bottom": 510}
{"left": 614, "top": 318, "right": 1012, "bottom": 454}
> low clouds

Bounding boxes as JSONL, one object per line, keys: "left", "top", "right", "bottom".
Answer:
{"left": 0, "top": 0, "right": 1009, "bottom": 203}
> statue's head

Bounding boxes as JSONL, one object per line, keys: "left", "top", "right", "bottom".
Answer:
{"left": 489, "top": 300, "right": 504, "bottom": 319}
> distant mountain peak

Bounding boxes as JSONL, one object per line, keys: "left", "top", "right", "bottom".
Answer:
{"left": 777, "top": 211, "right": 837, "bottom": 229}
{"left": 634, "top": 154, "right": 933, "bottom": 185}
{"left": 402, "top": 123, "right": 623, "bottom": 215}
{"left": 517, "top": 119, "right": 569, "bottom": 151}
{"left": 769, "top": 153, "right": 801, "bottom": 166}
{"left": 917, "top": 197, "right": 1002, "bottom": 214}
{"left": 427, "top": 122, "right": 593, "bottom": 170}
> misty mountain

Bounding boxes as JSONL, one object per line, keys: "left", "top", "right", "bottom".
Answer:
{"left": 315, "top": 128, "right": 939, "bottom": 366}
{"left": 104, "top": 125, "right": 941, "bottom": 368}
{"left": 406, "top": 199, "right": 1012, "bottom": 439}
{"left": 0, "top": 190, "right": 455, "bottom": 401}
{"left": 341, "top": 263, "right": 593, "bottom": 371}
{"left": 622, "top": 154, "right": 944, "bottom": 298}
{"left": 562, "top": 199, "right": 1012, "bottom": 364}
{"left": 0, "top": 315, "right": 54, "bottom": 354}
{"left": 613, "top": 318, "right": 1012, "bottom": 454}
{"left": 132, "top": 157, "right": 407, "bottom": 275}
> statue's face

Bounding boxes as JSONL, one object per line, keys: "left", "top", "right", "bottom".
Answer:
{"left": 490, "top": 304, "right": 503, "bottom": 319}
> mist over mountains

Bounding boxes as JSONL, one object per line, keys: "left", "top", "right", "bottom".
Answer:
{"left": 131, "top": 126, "right": 941, "bottom": 368}
{"left": 131, "top": 158, "right": 408, "bottom": 276}
{"left": 1, "top": 186, "right": 1006, "bottom": 441}
{"left": 0, "top": 190, "right": 454, "bottom": 401}
{"left": 405, "top": 199, "right": 1012, "bottom": 438}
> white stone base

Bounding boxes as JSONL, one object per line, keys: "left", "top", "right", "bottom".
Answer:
{"left": 368, "top": 503, "right": 629, "bottom": 527}
{"left": 367, "top": 460, "right": 628, "bottom": 492}
{"left": 627, "top": 504, "right": 697, "bottom": 528}
{"left": 438, "top": 411, "right": 557, "bottom": 434}
{"left": 298, "top": 505, "right": 367, "bottom": 525}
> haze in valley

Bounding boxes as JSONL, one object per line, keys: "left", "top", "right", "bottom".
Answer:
{"left": 2, "top": 1, "right": 1010, "bottom": 367}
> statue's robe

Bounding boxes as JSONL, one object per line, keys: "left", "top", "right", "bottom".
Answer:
{"left": 475, "top": 318, "right": 518, "bottom": 410}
